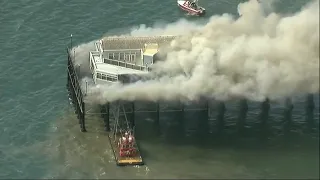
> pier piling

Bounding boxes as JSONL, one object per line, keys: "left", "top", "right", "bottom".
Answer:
{"left": 259, "top": 98, "right": 270, "bottom": 137}
{"left": 284, "top": 98, "right": 294, "bottom": 133}
{"left": 155, "top": 102, "right": 160, "bottom": 126}
{"left": 237, "top": 99, "right": 248, "bottom": 134}
{"left": 306, "top": 94, "right": 315, "bottom": 130}
{"left": 154, "top": 102, "right": 161, "bottom": 135}
{"left": 130, "top": 102, "right": 135, "bottom": 128}
{"left": 101, "top": 103, "right": 110, "bottom": 131}
{"left": 178, "top": 102, "right": 185, "bottom": 137}
{"left": 66, "top": 35, "right": 319, "bottom": 138}
{"left": 216, "top": 102, "right": 226, "bottom": 134}
{"left": 197, "top": 101, "right": 210, "bottom": 139}
{"left": 67, "top": 47, "right": 86, "bottom": 132}
{"left": 80, "top": 102, "right": 87, "bottom": 132}
{"left": 204, "top": 100, "right": 209, "bottom": 126}
{"left": 180, "top": 102, "right": 185, "bottom": 120}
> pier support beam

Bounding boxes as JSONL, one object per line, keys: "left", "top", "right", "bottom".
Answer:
{"left": 306, "top": 94, "right": 315, "bottom": 130}
{"left": 68, "top": 77, "right": 81, "bottom": 125}
{"left": 197, "top": 100, "right": 210, "bottom": 139}
{"left": 283, "top": 98, "right": 293, "bottom": 134}
{"left": 106, "top": 103, "right": 110, "bottom": 131}
{"left": 216, "top": 101, "right": 226, "bottom": 134}
{"left": 259, "top": 98, "right": 270, "bottom": 136}
{"left": 155, "top": 102, "right": 160, "bottom": 126}
{"left": 67, "top": 46, "right": 86, "bottom": 133}
{"left": 180, "top": 102, "right": 185, "bottom": 120}
{"left": 100, "top": 104, "right": 104, "bottom": 118}
{"left": 237, "top": 99, "right": 248, "bottom": 135}
{"left": 154, "top": 102, "right": 161, "bottom": 135}
{"left": 102, "top": 103, "right": 110, "bottom": 131}
{"left": 204, "top": 101, "right": 209, "bottom": 134}
{"left": 130, "top": 102, "right": 135, "bottom": 128}
{"left": 204, "top": 100, "right": 209, "bottom": 122}
{"left": 76, "top": 99, "right": 81, "bottom": 124}
{"left": 67, "top": 76, "right": 70, "bottom": 91}
{"left": 178, "top": 102, "right": 185, "bottom": 137}
{"left": 80, "top": 102, "right": 87, "bottom": 132}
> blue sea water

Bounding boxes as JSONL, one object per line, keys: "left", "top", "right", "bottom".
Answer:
{"left": 0, "top": 0, "right": 319, "bottom": 179}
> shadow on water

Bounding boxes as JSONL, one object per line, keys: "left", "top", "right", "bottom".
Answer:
{"left": 133, "top": 95, "right": 319, "bottom": 162}
{"left": 23, "top": 94, "right": 319, "bottom": 179}
{"left": 131, "top": 96, "right": 319, "bottom": 178}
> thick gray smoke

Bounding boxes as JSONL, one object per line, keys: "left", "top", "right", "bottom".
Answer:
{"left": 86, "top": 0, "right": 319, "bottom": 104}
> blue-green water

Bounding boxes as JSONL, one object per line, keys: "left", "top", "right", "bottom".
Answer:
{"left": 0, "top": 0, "right": 319, "bottom": 179}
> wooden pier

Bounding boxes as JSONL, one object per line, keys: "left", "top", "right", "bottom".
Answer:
{"left": 66, "top": 35, "right": 318, "bottom": 167}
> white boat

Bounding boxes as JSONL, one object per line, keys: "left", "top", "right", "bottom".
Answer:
{"left": 177, "top": 0, "right": 206, "bottom": 16}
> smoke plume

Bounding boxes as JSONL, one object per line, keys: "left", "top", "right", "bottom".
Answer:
{"left": 83, "top": 0, "right": 319, "bottom": 104}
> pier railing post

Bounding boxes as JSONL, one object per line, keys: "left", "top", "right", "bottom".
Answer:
{"left": 67, "top": 52, "right": 71, "bottom": 89}
{"left": 70, "top": 34, "right": 73, "bottom": 49}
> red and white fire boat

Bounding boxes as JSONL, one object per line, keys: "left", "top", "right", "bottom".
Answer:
{"left": 177, "top": 0, "right": 206, "bottom": 16}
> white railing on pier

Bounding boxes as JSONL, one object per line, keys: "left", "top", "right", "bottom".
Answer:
{"left": 103, "top": 58, "right": 150, "bottom": 72}
{"left": 89, "top": 52, "right": 98, "bottom": 69}
{"left": 103, "top": 49, "right": 141, "bottom": 52}
{"left": 102, "top": 35, "right": 177, "bottom": 41}
{"left": 94, "top": 41, "right": 103, "bottom": 53}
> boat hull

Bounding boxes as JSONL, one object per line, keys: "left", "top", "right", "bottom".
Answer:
{"left": 177, "top": 0, "right": 205, "bottom": 16}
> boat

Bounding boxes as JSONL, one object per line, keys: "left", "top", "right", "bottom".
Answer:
{"left": 108, "top": 129, "right": 144, "bottom": 166}
{"left": 107, "top": 104, "right": 144, "bottom": 166}
{"left": 177, "top": 0, "right": 206, "bottom": 16}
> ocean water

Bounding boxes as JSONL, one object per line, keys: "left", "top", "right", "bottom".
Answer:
{"left": 0, "top": 0, "right": 319, "bottom": 179}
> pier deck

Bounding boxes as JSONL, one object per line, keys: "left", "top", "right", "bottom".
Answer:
{"left": 66, "top": 34, "right": 318, "bottom": 167}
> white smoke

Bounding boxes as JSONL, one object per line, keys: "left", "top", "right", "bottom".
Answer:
{"left": 238, "top": 0, "right": 278, "bottom": 16}
{"left": 106, "top": 18, "right": 206, "bottom": 37}
{"left": 86, "top": 0, "right": 319, "bottom": 104}
{"left": 71, "top": 19, "right": 203, "bottom": 67}
{"left": 70, "top": 40, "right": 96, "bottom": 66}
